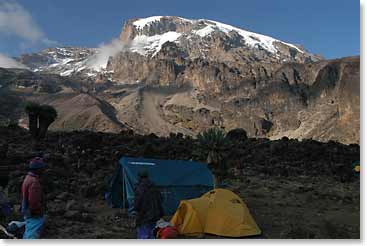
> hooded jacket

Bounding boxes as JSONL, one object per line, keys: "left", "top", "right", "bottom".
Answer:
{"left": 21, "top": 172, "right": 44, "bottom": 218}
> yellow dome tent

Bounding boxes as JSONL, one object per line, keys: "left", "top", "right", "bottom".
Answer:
{"left": 170, "top": 188, "right": 261, "bottom": 238}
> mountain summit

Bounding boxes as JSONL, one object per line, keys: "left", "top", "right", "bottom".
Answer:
{"left": 107, "top": 16, "right": 323, "bottom": 89}
{"left": 119, "top": 16, "right": 321, "bottom": 63}
{"left": 1, "top": 16, "right": 359, "bottom": 144}
{"left": 18, "top": 16, "right": 322, "bottom": 78}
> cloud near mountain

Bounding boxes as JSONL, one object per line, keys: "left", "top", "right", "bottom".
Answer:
{"left": 0, "top": 1, "right": 57, "bottom": 47}
{"left": 0, "top": 53, "right": 28, "bottom": 69}
{"left": 87, "top": 39, "right": 126, "bottom": 71}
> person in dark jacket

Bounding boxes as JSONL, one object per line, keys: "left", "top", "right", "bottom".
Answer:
{"left": 20, "top": 157, "right": 46, "bottom": 239}
{"left": 134, "top": 170, "right": 163, "bottom": 239}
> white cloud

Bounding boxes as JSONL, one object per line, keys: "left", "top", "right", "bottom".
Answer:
{"left": 0, "top": 1, "right": 57, "bottom": 46}
{"left": 87, "top": 39, "right": 127, "bottom": 71}
{"left": 0, "top": 53, "right": 28, "bottom": 69}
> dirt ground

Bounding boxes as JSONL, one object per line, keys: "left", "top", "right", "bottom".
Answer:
{"left": 40, "top": 176, "right": 359, "bottom": 239}
{"left": 0, "top": 126, "right": 360, "bottom": 239}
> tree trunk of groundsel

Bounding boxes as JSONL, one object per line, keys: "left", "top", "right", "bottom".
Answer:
{"left": 212, "top": 173, "right": 218, "bottom": 189}
{"left": 38, "top": 117, "right": 52, "bottom": 140}
{"left": 28, "top": 113, "right": 39, "bottom": 139}
{"left": 212, "top": 170, "right": 222, "bottom": 189}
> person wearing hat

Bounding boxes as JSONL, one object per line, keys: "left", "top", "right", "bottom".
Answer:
{"left": 20, "top": 157, "right": 46, "bottom": 239}
{"left": 134, "top": 169, "right": 164, "bottom": 239}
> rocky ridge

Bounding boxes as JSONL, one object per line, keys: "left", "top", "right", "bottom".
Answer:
{"left": 0, "top": 16, "right": 360, "bottom": 144}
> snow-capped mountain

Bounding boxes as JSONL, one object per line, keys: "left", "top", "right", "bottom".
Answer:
{"left": 15, "top": 16, "right": 322, "bottom": 79}
{"left": 119, "top": 16, "right": 321, "bottom": 63}
{"left": 17, "top": 47, "right": 101, "bottom": 77}
{"left": 0, "top": 16, "right": 359, "bottom": 144}
{"left": 104, "top": 16, "right": 322, "bottom": 88}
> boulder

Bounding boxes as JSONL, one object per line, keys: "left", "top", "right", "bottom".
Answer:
{"left": 56, "top": 192, "right": 70, "bottom": 201}
{"left": 226, "top": 128, "right": 247, "bottom": 142}
{"left": 65, "top": 200, "right": 79, "bottom": 211}
{"left": 64, "top": 210, "right": 79, "bottom": 219}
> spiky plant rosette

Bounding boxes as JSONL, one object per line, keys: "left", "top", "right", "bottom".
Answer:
{"left": 197, "top": 128, "right": 229, "bottom": 152}
{"left": 38, "top": 105, "right": 58, "bottom": 122}
{"left": 24, "top": 101, "right": 41, "bottom": 115}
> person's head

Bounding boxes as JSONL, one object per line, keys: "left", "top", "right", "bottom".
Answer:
{"left": 138, "top": 169, "right": 149, "bottom": 180}
{"left": 28, "top": 157, "right": 46, "bottom": 175}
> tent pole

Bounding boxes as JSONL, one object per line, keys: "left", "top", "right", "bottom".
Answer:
{"left": 122, "top": 168, "right": 126, "bottom": 210}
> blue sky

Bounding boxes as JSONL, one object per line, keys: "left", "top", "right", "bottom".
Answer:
{"left": 0, "top": 0, "right": 360, "bottom": 58}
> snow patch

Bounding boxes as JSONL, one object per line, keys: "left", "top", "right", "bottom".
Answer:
{"left": 76, "top": 66, "right": 86, "bottom": 72}
{"left": 133, "top": 16, "right": 163, "bottom": 29}
{"left": 86, "top": 72, "right": 97, "bottom": 77}
{"left": 60, "top": 69, "right": 73, "bottom": 76}
{"left": 133, "top": 16, "right": 194, "bottom": 30}
{"left": 194, "top": 25, "right": 215, "bottom": 37}
{"left": 130, "top": 31, "right": 182, "bottom": 56}
{"left": 130, "top": 16, "right": 304, "bottom": 56}
{"left": 60, "top": 58, "right": 74, "bottom": 65}
{"left": 199, "top": 20, "right": 304, "bottom": 54}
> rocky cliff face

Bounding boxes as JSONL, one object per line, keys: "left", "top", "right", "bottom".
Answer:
{"left": 108, "top": 16, "right": 322, "bottom": 88}
{"left": 106, "top": 55, "right": 359, "bottom": 144}
{"left": 0, "top": 16, "right": 359, "bottom": 144}
{"left": 118, "top": 16, "right": 321, "bottom": 63}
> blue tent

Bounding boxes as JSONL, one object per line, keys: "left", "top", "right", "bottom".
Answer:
{"left": 106, "top": 156, "right": 213, "bottom": 215}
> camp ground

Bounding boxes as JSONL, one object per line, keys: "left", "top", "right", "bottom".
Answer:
{"left": 105, "top": 156, "right": 261, "bottom": 238}
{"left": 106, "top": 157, "right": 214, "bottom": 215}
{"left": 0, "top": 126, "right": 360, "bottom": 239}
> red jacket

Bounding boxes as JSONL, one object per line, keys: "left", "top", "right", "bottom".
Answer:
{"left": 157, "top": 226, "right": 178, "bottom": 239}
{"left": 21, "top": 172, "right": 44, "bottom": 217}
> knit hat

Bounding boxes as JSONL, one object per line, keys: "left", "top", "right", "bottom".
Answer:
{"left": 29, "top": 157, "right": 46, "bottom": 170}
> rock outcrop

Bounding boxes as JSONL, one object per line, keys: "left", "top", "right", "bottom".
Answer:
{"left": 0, "top": 16, "right": 359, "bottom": 144}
